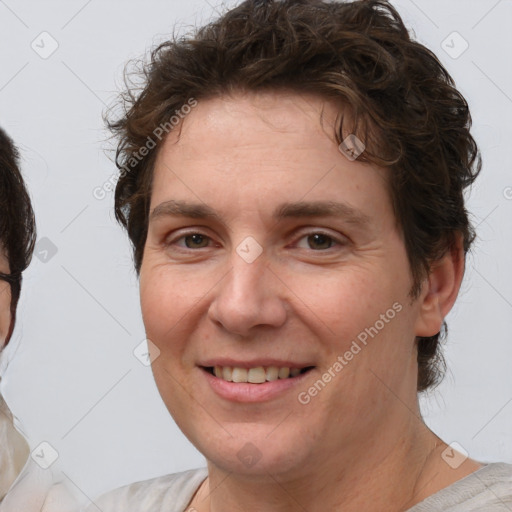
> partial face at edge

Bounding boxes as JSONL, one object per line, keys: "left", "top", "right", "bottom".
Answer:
{"left": 0, "top": 251, "right": 11, "bottom": 349}
{"left": 138, "top": 91, "right": 436, "bottom": 476}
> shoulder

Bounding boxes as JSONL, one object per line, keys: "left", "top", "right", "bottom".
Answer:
{"left": 0, "top": 458, "right": 81, "bottom": 512}
{"left": 409, "top": 462, "right": 512, "bottom": 512}
{"left": 85, "top": 468, "right": 208, "bottom": 512}
{"left": 0, "top": 394, "right": 30, "bottom": 500}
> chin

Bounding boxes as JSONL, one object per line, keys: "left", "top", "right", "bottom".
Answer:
{"left": 194, "top": 426, "right": 313, "bottom": 478}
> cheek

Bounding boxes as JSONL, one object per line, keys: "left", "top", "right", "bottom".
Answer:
{"left": 141, "top": 272, "right": 180, "bottom": 340}
{"left": 294, "top": 263, "right": 416, "bottom": 388}
{"left": 289, "top": 264, "right": 404, "bottom": 338}
{"left": 139, "top": 265, "right": 209, "bottom": 353}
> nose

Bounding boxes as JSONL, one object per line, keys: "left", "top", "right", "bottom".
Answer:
{"left": 207, "top": 251, "right": 287, "bottom": 337}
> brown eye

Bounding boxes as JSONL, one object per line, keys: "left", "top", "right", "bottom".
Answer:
{"left": 294, "top": 231, "right": 344, "bottom": 252}
{"left": 184, "top": 234, "right": 210, "bottom": 249}
{"left": 306, "top": 233, "right": 334, "bottom": 250}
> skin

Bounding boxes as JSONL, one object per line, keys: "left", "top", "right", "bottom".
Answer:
{"left": 0, "top": 252, "right": 12, "bottom": 347}
{"left": 140, "top": 91, "right": 481, "bottom": 512}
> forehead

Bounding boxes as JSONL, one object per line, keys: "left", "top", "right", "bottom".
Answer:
{"left": 150, "top": 91, "right": 392, "bottom": 226}
{"left": 169, "top": 91, "right": 342, "bottom": 151}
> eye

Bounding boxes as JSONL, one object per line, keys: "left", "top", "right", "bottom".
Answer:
{"left": 172, "top": 232, "right": 213, "bottom": 249}
{"left": 295, "top": 232, "right": 343, "bottom": 251}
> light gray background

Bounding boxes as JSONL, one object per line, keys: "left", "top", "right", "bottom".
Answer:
{"left": 0, "top": 0, "right": 510, "bottom": 504}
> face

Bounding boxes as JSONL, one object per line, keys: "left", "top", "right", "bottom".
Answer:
{"left": 140, "top": 91, "right": 432, "bottom": 477}
{"left": 0, "top": 251, "right": 11, "bottom": 348}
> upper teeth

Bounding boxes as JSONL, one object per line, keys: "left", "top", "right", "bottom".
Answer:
{"left": 213, "top": 366, "right": 302, "bottom": 383}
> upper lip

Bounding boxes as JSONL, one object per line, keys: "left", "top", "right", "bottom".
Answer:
{"left": 199, "top": 359, "right": 315, "bottom": 369}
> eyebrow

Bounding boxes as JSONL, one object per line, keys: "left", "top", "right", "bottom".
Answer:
{"left": 150, "top": 199, "right": 370, "bottom": 227}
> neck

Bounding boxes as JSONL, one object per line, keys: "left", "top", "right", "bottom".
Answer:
{"left": 193, "top": 409, "right": 450, "bottom": 512}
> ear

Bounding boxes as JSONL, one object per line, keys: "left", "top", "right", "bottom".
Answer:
{"left": 414, "top": 236, "right": 465, "bottom": 337}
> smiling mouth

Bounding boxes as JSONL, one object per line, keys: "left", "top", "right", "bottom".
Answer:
{"left": 203, "top": 366, "right": 315, "bottom": 384}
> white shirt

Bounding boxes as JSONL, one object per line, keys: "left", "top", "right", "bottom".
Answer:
{"left": 0, "top": 394, "right": 80, "bottom": 512}
{"left": 85, "top": 463, "right": 512, "bottom": 512}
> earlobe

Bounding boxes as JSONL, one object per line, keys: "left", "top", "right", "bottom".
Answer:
{"left": 415, "top": 237, "right": 465, "bottom": 338}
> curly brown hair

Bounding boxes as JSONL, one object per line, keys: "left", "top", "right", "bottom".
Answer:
{"left": 0, "top": 127, "right": 36, "bottom": 343}
{"left": 108, "top": 0, "right": 481, "bottom": 392}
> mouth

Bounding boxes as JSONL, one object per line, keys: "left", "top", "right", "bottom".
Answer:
{"left": 202, "top": 365, "right": 315, "bottom": 384}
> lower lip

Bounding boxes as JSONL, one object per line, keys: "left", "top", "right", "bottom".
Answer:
{"left": 201, "top": 368, "right": 313, "bottom": 403}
